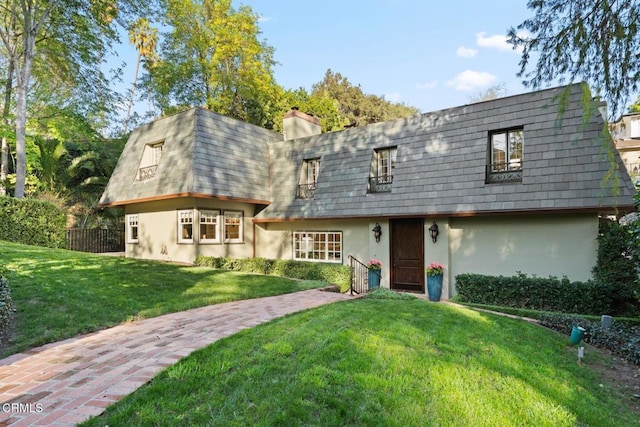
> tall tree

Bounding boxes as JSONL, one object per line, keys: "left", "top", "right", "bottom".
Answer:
{"left": 467, "top": 83, "right": 508, "bottom": 104}
{"left": 146, "top": 0, "right": 279, "bottom": 127}
{"left": 312, "top": 70, "right": 419, "bottom": 128}
{"left": 0, "top": 0, "right": 160, "bottom": 198}
{"left": 124, "top": 17, "right": 158, "bottom": 133}
{"left": 507, "top": 0, "right": 640, "bottom": 120}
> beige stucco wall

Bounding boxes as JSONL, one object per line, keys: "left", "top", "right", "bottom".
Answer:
{"left": 124, "top": 203, "right": 599, "bottom": 298}
{"left": 448, "top": 214, "right": 598, "bottom": 294}
{"left": 255, "top": 218, "right": 391, "bottom": 288}
{"left": 125, "top": 198, "right": 256, "bottom": 264}
{"left": 618, "top": 148, "right": 640, "bottom": 174}
{"left": 424, "top": 218, "right": 451, "bottom": 299}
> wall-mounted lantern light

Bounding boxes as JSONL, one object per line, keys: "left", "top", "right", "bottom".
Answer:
{"left": 372, "top": 223, "right": 382, "bottom": 243}
{"left": 428, "top": 221, "right": 439, "bottom": 243}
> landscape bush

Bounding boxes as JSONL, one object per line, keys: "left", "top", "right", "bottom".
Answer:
{"left": 195, "top": 256, "right": 351, "bottom": 289}
{"left": 0, "top": 196, "right": 66, "bottom": 248}
{"left": 0, "top": 275, "right": 15, "bottom": 346}
{"left": 538, "top": 313, "right": 640, "bottom": 365}
{"left": 592, "top": 219, "right": 639, "bottom": 314}
{"left": 455, "top": 273, "right": 617, "bottom": 315}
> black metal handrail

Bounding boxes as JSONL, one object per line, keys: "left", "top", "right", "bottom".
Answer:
{"left": 296, "top": 183, "right": 316, "bottom": 199}
{"left": 486, "top": 162, "right": 523, "bottom": 183}
{"left": 349, "top": 255, "right": 380, "bottom": 295}
{"left": 368, "top": 175, "right": 393, "bottom": 193}
{"left": 138, "top": 165, "right": 158, "bottom": 181}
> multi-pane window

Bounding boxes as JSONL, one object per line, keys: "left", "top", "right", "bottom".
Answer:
{"left": 487, "top": 128, "right": 524, "bottom": 183}
{"left": 369, "top": 147, "right": 397, "bottom": 192}
{"left": 293, "top": 231, "right": 342, "bottom": 263}
{"left": 296, "top": 158, "right": 320, "bottom": 199}
{"left": 199, "top": 210, "right": 220, "bottom": 243}
{"left": 127, "top": 214, "right": 139, "bottom": 243}
{"left": 178, "top": 210, "right": 194, "bottom": 243}
{"left": 377, "top": 148, "right": 396, "bottom": 182}
{"left": 224, "top": 211, "right": 243, "bottom": 243}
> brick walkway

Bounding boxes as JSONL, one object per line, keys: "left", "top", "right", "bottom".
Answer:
{"left": 0, "top": 289, "right": 353, "bottom": 426}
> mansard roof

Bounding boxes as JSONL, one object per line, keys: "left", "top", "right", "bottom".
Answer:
{"left": 256, "top": 84, "right": 635, "bottom": 220}
{"left": 99, "top": 108, "right": 281, "bottom": 206}
{"left": 100, "top": 85, "right": 636, "bottom": 217}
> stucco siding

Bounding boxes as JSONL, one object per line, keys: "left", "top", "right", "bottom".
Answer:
{"left": 256, "top": 219, "right": 391, "bottom": 288}
{"left": 125, "top": 198, "right": 256, "bottom": 264}
{"left": 448, "top": 214, "right": 598, "bottom": 293}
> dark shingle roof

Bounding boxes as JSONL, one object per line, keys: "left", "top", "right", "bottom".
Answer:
{"left": 100, "top": 85, "right": 636, "bottom": 217}
{"left": 256, "top": 84, "right": 635, "bottom": 220}
{"left": 99, "top": 108, "right": 281, "bottom": 206}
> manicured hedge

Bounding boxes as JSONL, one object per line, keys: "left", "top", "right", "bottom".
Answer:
{"left": 195, "top": 256, "right": 350, "bottom": 289}
{"left": 0, "top": 196, "right": 66, "bottom": 248}
{"left": 0, "top": 275, "right": 14, "bottom": 345}
{"left": 455, "top": 273, "right": 618, "bottom": 315}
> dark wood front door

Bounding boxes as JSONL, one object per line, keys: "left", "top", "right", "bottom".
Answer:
{"left": 391, "top": 218, "right": 425, "bottom": 292}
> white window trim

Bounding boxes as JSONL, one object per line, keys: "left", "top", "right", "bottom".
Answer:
{"left": 127, "top": 214, "right": 139, "bottom": 244}
{"left": 178, "top": 209, "right": 195, "bottom": 244}
{"left": 199, "top": 209, "right": 221, "bottom": 244}
{"left": 224, "top": 210, "right": 244, "bottom": 243}
{"left": 293, "top": 231, "right": 343, "bottom": 263}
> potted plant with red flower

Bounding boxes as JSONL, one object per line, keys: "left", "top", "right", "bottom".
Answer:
{"left": 367, "top": 259, "right": 382, "bottom": 289}
{"left": 425, "top": 262, "right": 445, "bottom": 301}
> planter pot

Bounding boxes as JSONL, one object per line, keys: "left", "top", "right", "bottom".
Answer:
{"left": 427, "top": 273, "right": 443, "bottom": 301}
{"left": 368, "top": 269, "right": 381, "bottom": 289}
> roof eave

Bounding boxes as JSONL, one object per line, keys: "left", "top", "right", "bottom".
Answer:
{"left": 99, "top": 192, "right": 271, "bottom": 208}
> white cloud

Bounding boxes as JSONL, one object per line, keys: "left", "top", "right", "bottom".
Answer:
{"left": 416, "top": 81, "right": 438, "bottom": 90}
{"left": 456, "top": 46, "right": 478, "bottom": 58}
{"left": 257, "top": 15, "right": 273, "bottom": 23}
{"left": 384, "top": 92, "right": 401, "bottom": 103}
{"left": 476, "top": 32, "right": 513, "bottom": 52}
{"left": 446, "top": 70, "right": 497, "bottom": 91}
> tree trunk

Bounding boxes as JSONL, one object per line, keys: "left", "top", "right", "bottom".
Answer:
{"left": 0, "top": 137, "right": 8, "bottom": 196}
{"left": 13, "top": 0, "right": 41, "bottom": 198}
{"left": 0, "top": 40, "right": 15, "bottom": 197}
{"left": 124, "top": 52, "right": 142, "bottom": 133}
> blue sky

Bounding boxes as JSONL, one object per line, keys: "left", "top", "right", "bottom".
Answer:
{"left": 116, "top": 1, "right": 537, "bottom": 118}
{"left": 231, "top": 0, "right": 534, "bottom": 113}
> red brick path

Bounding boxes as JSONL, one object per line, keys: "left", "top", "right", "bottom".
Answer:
{"left": 0, "top": 289, "right": 353, "bottom": 426}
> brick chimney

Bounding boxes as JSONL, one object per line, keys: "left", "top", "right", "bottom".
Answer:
{"left": 283, "top": 107, "right": 321, "bottom": 140}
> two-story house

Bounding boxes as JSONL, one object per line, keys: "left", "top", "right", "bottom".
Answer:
{"left": 99, "top": 84, "right": 636, "bottom": 299}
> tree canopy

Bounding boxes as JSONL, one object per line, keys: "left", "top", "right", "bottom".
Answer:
{"left": 507, "top": 0, "right": 640, "bottom": 120}
{"left": 312, "top": 70, "right": 419, "bottom": 128}
{"left": 144, "top": 0, "right": 280, "bottom": 127}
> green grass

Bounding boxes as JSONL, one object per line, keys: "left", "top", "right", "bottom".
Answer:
{"left": 83, "top": 297, "right": 637, "bottom": 426}
{"left": 0, "top": 241, "right": 325, "bottom": 357}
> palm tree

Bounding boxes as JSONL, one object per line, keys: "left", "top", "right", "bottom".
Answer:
{"left": 124, "top": 18, "right": 158, "bottom": 133}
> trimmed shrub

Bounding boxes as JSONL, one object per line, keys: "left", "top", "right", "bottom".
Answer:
{"left": 194, "top": 256, "right": 350, "bottom": 288}
{"left": 455, "top": 273, "right": 614, "bottom": 315}
{"left": 0, "top": 196, "right": 66, "bottom": 248}
{"left": 0, "top": 275, "right": 15, "bottom": 345}
{"left": 592, "top": 219, "right": 639, "bottom": 314}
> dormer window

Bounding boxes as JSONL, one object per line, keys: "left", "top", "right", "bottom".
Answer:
{"left": 369, "top": 147, "right": 397, "bottom": 193}
{"left": 487, "top": 128, "right": 523, "bottom": 183}
{"left": 296, "top": 158, "right": 320, "bottom": 199}
{"left": 137, "top": 141, "right": 164, "bottom": 181}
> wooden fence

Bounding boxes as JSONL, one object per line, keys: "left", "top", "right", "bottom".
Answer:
{"left": 66, "top": 228, "right": 125, "bottom": 253}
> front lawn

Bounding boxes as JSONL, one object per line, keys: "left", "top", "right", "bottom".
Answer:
{"left": 0, "top": 241, "right": 325, "bottom": 357}
{"left": 82, "top": 292, "right": 638, "bottom": 426}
